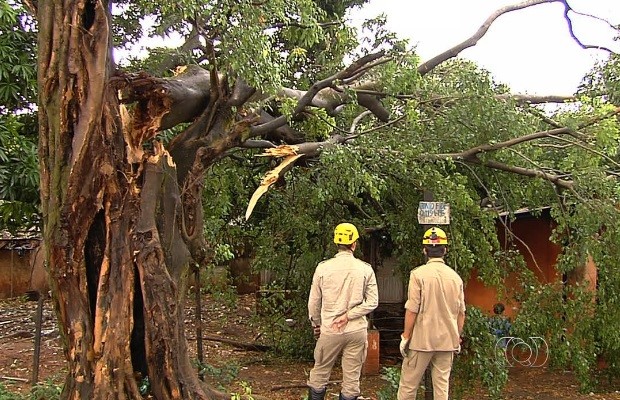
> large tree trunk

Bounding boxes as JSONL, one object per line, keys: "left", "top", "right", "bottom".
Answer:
{"left": 37, "top": 1, "right": 227, "bottom": 399}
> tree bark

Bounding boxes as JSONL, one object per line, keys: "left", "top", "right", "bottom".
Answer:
{"left": 37, "top": 1, "right": 221, "bottom": 399}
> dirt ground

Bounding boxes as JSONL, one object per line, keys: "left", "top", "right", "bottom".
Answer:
{"left": 0, "top": 294, "right": 619, "bottom": 400}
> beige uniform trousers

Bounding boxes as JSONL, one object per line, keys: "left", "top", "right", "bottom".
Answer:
{"left": 397, "top": 350, "right": 453, "bottom": 400}
{"left": 307, "top": 329, "right": 367, "bottom": 397}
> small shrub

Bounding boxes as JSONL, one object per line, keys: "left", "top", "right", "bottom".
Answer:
{"left": 230, "top": 381, "right": 254, "bottom": 400}
{"left": 0, "top": 383, "right": 23, "bottom": 400}
{"left": 376, "top": 366, "right": 400, "bottom": 400}
{"left": 451, "top": 307, "right": 508, "bottom": 400}
{"left": 0, "top": 379, "right": 62, "bottom": 400}
{"left": 29, "top": 379, "right": 62, "bottom": 400}
{"left": 196, "top": 361, "right": 240, "bottom": 390}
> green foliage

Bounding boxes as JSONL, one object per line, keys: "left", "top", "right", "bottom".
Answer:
{"left": 138, "top": 376, "right": 150, "bottom": 395}
{"left": 376, "top": 366, "right": 401, "bottom": 400}
{"left": 197, "top": 361, "right": 240, "bottom": 390}
{"left": 126, "top": 15, "right": 620, "bottom": 392}
{"left": 200, "top": 266, "right": 238, "bottom": 311}
{"left": 0, "top": 0, "right": 39, "bottom": 233}
{"left": 230, "top": 381, "right": 254, "bottom": 400}
{"left": 0, "top": 383, "right": 22, "bottom": 400}
{"left": 0, "top": 380, "right": 62, "bottom": 400}
{"left": 512, "top": 282, "right": 599, "bottom": 392}
{"left": 17, "top": 0, "right": 620, "bottom": 395}
{"left": 0, "top": 0, "right": 37, "bottom": 111}
{"left": 358, "top": 15, "right": 409, "bottom": 55}
{"left": 197, "top": 52, "right": 620, "bottom": 398}
{"left": 0, "top": 113, "right": 39, "bottom": 232}
{"left": 580, "top": 54, "right": 620, "bottom": 105}
{"left": 254, "top": 288, "right": 316, "bottom": 358}
{"left": 113, "top": 0, "right": 353, "bottom": 90}
{"left": 29, "top": 380, "right": 63, "bottom": 400}
{"left": 452, "top": 307, "right": 508, "bottom": 400}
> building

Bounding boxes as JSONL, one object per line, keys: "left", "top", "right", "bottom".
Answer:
{"left": 0, "top": 233, "right": 46, "bottom": 299}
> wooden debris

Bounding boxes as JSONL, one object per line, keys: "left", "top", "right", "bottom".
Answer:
{"left": 245, "top": 153, "right": 302, "bottom": 220}
{"left": 0, "top": 375, "right": 29, "bottom": 382}
{"left": 202, "top": 334, "right": 271, "bottom": 352}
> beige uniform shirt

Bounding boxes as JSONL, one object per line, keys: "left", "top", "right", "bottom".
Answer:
{"left": 308, "top": 251, "right": 379, "bottom": 335}
{"left": 405, "top": 258, "right": 465, "bottom": 351}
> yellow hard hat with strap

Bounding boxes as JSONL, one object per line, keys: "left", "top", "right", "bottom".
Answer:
{"left": 422, "top": 227, "right": 448, "bottom": 245}
{"left": 334, "top": 223, "right": 359, "bottom": 245}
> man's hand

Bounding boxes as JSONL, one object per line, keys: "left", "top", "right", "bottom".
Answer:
{"left": 313, "top": 326, "right": 321, "bottom": 339}
{"left": 455, "top": 335, "right": 463, "bottom": 354}
{"left": 399, "top": 334, "right": 410, "bottom": 358}
{"left": 331, "top": 314, "right": 349, "bottom": 332}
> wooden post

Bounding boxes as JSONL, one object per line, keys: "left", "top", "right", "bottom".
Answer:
{"left": 194, "top": 265, "right": 204, "bottom": 380}
{"left": 31, "top": 294, "right": 44, "bottom": 385}
{"left": 363, "top": 329, "right": 381, "bottom": 375}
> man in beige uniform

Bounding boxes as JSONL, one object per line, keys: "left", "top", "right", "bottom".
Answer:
{"left": 307, "top": 222, "right": 379, "bottom": 400}
{"left": 397, "top": 226, "right": 465, "bottom": 400}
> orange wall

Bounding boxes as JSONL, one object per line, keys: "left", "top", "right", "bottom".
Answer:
{"left": 0, "top": 239, "right": 43, "bottom": 299}
{"left": 464, "top": 213, "right": 561, "bottom": 317}
{"left": 0, "top": 248, "right": 34, "bottom": 298}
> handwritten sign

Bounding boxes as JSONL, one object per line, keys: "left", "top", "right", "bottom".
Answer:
{"left": 417, "top": 202, "right": 450, "bottom": 225}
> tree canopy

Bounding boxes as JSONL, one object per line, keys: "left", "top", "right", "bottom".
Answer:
{"left": 2, "top": 0, "right": 619, "bottom": 398}
{"left": 0, "top": 0, "right": 38, "bottom": 233}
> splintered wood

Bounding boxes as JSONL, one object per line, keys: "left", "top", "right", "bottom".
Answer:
{"left": 245, "top": 145, "right": 302, "bottom": 220}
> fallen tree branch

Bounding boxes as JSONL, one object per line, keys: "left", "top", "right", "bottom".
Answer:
{"left": 418, "top": 0, "right": 561, "bottom": 75}
{"left": 424, "top": 105, "right": 620, "bottom": 189}
{"left": 560, "top": 0, "right": 616, "bottom": 54}
{"left": 202, "top": 334, "right": 271, "bottom": 351}
{"left": 250, "top": 51, "right": 388, "bottom": 136}
{"left": 432, "top": 104, "right": 620, "bottom": 162}
{"left": 350, "top": 88, "right": 577, "bottom": 106}
{"left": 496, "top": 94, "right": 575, "bottom": 104}
{"left": 0, "top": 375, "right": 29, "bottom": 382}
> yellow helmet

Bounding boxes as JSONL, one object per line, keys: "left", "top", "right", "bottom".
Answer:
{"left": 422, "top": 227, "right": 448, "bottom": 245}
{"left": 334, "top": 223, "right": 359, "bottom": 245}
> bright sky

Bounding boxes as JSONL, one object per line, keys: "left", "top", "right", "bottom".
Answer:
{"left": 350, "top": 0, "right": 620, "bottom": 95}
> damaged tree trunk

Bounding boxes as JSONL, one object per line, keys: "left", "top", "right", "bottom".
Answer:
{"left": 37, "top": 1, "right": 233, "bottom": 399}
{"left": 36, "top": 1, "right": 394, "bottom": 399}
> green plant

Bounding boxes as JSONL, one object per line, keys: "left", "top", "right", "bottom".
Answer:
{"left": 230, "top": 381, "right": 254, "bottom": 400}
{"left": 253, "top": 285, "right": 315, "bottom": 359}
{"left": 511, "top": 281, "right": 599, "bottom": 392}
{"left": 0, "top": 383, "right": 23, "bottom": 400}
{"left": 376, "top": 366, "right": 401, "bottom": 400}
{"left": 29, "top": 379, "right": 62, "bottom": 400}
{"left": 138, "top": 376, "right": 150, "bottom": 396}
{"left": 0, "top": 379, "right": 62, "bottom": 400}
{"left": 451, "top": 307, "right": 508, "bottom": 400}
{"left": 196, "top": 361, "right": 240, "bottom": 390}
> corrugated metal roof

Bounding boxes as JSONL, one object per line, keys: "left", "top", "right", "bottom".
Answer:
{"left": 0, "top": 230, "right": 41, "bottom": 250}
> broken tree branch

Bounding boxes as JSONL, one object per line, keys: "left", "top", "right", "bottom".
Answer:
{"left": 202, "top": 334, "right": 271, "bottom": 352}
{"left": 0, "top": 376, "right": 29, "bottom": 383}
{"left": 250, "top": 51, "right": 388, "bottom": 136}
{"left": 496, "top": 94, "right": 575, "bottom": 104}
{"left": 426, "top": 106, "right": 620, "bottom": 189}
{"left": 418, "top": 0, "right": 561, "bottom": 75}
{"left": 560, "top": 0, "right": 616, "bottom": 53}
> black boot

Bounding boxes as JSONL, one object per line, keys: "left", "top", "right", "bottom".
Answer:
{"left": 308, "top": 387, "right": 326, "bottom": 400}
{"left": 339, "top": 393, "right": 358, "bottom": 400}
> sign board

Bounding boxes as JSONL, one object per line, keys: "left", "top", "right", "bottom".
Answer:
{"left": 417, "top": 202, "right": 450, "bottom": 225}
